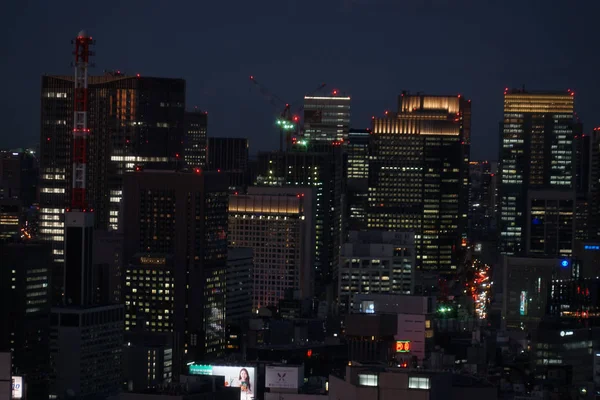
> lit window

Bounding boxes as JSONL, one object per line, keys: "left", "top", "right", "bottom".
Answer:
{"left": 408, "top": 376, "right": 430, "bottom": 389}
{"left": 358, "top": 374, "right": 378, "bottom": 387}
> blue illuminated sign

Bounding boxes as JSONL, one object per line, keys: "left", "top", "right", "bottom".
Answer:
{"left": 561, "top": 260, "right": 569, "bottom": 268}
{"left": 584, "top": 245, "right": 600, "bottom": 251}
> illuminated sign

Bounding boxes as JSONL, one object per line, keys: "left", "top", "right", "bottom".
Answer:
{"left": 519, "top": 291, "right": 528, "bottom": 316}
{"left": 584, "top": 245, "right": 600, "bottom": 251}
{"left": 12, "top": 376, "right": 23, "bottom": 399}
{"left": 362, "top": 301, "right": 375, "bottom": 314}
{"left": 561, "top": 259, "right": 570, "bottom": 268}
{"left": 395, "top": 340, "right": 411, "bottom": 353}
{"left": 265, "top": 365, "right": 302, "bottom": 390}
{"left": 140, "top": 257, "right": 166, "bottom": 265}
{"left": 189, "top": 364, "right": 256, "bottom": 400}
{"left": 560, "top": 330, "right": 573, "bottom": 337}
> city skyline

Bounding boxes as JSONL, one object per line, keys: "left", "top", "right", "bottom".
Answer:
{"left": 2, "top": 1, "right": 600, "bottom": 161}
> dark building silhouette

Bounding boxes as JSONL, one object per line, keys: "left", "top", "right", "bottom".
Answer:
{"left": 207, "top": 138, "right": 248, "bottom": 190}
{"left": 0, "top": 149, "right": 39, "bottom": 240}
{"left": 0, "top": 240, "right": 52, "bottom": 400}
{"left": 122, "top": 169, "right": 229, "bottom": 371}
{"left": 468, "top": 161, "right": 496, "bottom": 241}
{"left": 184, "top": 110, "right": 207, "bottom": 168}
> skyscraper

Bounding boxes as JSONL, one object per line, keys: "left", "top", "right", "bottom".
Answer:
{"left": 39, "top": 74, "right": 186, "bottom": 268}
{"left": 368, "top": 93, "right": 471, "bottom": 274}
{"left": 498, "top": 89, "right": 576, "bottom": 255}
{"left": 303, "top": 93, "right": 351, "bottom": 144}
{"left": 184, "top": 110, "right": 207, "bottom": 168}
{"left": 468, "top": 161, "right": 495, "bottom": 241}
{"left": 122, "top": 169, "right": 229, "bottom": 364}
{"left": 207, "top": 138, "right": 249, "bottom": 191}
{"left": 49, "top": 36, "right": 124, "bottom": 400}
{"left": 255, "top": 150, "right": 343, "bottom": 296}
{"left": 228, "top": 187, "right": 315, "bottom": 310}
{"left": 346, "top": 128, "right": 370, "bottom": 232}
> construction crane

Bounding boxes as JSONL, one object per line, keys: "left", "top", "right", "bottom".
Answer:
{"left": 249, "top": 76, "right": 326, "bottom": 151}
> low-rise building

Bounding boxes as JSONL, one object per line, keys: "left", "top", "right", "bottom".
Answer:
{"left": 328, "top": 363, "right": 497, "bottom": 400}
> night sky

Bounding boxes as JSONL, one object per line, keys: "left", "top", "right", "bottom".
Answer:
{"left": 2, "top": 0, "right": 599, "bottom": 160}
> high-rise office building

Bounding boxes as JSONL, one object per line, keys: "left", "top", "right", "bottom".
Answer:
{"left": 468, "top": 161, "right": 496, "bottom": 241}
{"left": 368, "top": 93, "right": 471, "bottom": 274}
{"left": 122, "top": 254, "right": 177, "bottom": 383}
{"left": 225, "top": 248, "right": 253, "bottom": 325}
{"left": 574, "top": 129, "right": 600, "bottom": 242}
{"left": 346, "top": 128, "right": 370, "bottom": 232}
{"left": 498, "top": 89, "right": 576, "bottom": 255}
{"left": 303, "top": 93, "right": 351, "bottom": 143}
{"left": 590, "top": 129, "right": 600, "bottom": 241}
{"left": 339, "top": 231, "right": 415, "bottom": 311}
{"left": 207, "top": 138, "right": 249, "bottom": 191}
{"left": 526, "top": 190, "right": 574, "bottom": 256}
{"left": 50, "top": 304, "right": 124, "bottom": 399}
{"left": 39, "top": 74, "right": 186, "bottom": 267}
{"left": 0, "top": 149, "right": 38, "bottom": 205}
{"left": 184, "top": 110, "right": 207, "bottom": 168}
{"left": 228, "top": 187, "right": 315, "bottom": 310}
{"left": 0, "top": 241, "right": 52, "bottom": 400}
{"left": 122, "top": 331, "right": 174, "bottom": 391}
{"left": 122, "top": 169, "right": 229, "bottom": 364}
{"left": 1, "top": 149, "right": 39, "bottom": 240}
{"left": 255, "top": 150, "right": 343, "bottom": 296}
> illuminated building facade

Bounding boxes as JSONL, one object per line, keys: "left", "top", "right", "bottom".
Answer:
{"left": 228, "top": 187, "right": 315, "bottom": 310}
{"left": 124, "top": 254, "right": 175, "bottom": 332}
{"left": 39, "top": 74, "right": 185, "bottom": 273}
{"left": 123, "top": 254, "right": 176, "bottom": 385}
{"left": 303, "top": 94, "right": 351, "bottom": 143}
{"left": 368, "top": 93, "right": 471, "bottom": 274}
{"left": 207, "top": 137, "right": 249, "bottom": 191}
{"left": 498, "top": 90, "right": 576, "bottom": 255}
{"left": 184, "top": 110, "right": 207, "bottom": 168}
{"left": 346, "top": 128, "right": 370, "bottom": 231}
{"left": 339, "top": 231, "right": 415, "bottom": 311}
{"left": 255, "top": 150, "right": 343, "bottom": 295}
{"left": 123, "top": 169, "right": 228, "bottom": 367}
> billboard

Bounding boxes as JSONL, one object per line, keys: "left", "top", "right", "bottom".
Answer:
{"left": 519, "top": 291, "right": 528, "bottom": 316}
{"left": 12, "top": 376, "right": 23, "bottom": 399}
{"left": 395, "top": 340, "right": 411, "bottom": 353}
{"left": 189, "top": 364, "right": 256, "bottom": 400}
{"left": 265, "top": 365, "right": 302, "bottom": 390}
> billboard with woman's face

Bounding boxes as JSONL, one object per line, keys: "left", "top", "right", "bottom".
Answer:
{"left": 189, "top": 364, "right": 256, "bottom": 400}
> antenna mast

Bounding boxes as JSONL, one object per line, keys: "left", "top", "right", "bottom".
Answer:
{"left": 72, "top": 30, "right": 94, "bottom": 210}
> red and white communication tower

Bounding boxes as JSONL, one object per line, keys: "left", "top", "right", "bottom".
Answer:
{"left": 64, "top": 31, "right": 96, "bottom": 307}
{"left": 71, "top": 30, "right": 94, "bottom": 210}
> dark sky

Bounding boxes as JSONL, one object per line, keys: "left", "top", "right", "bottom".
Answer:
{"left": 2, "top": 0, "right": 599, "bottom": 160}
